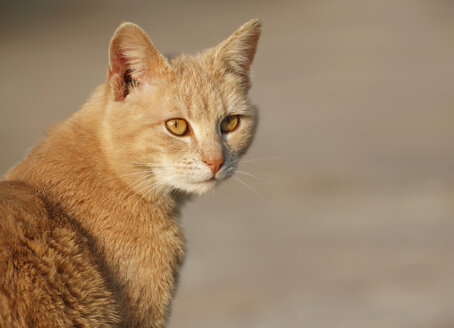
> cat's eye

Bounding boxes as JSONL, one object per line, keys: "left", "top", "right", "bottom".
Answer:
{"left": 220, "top": 115, "right": 240, "bottom": 133}
{"left": 166, "top": 119, "right": 189, "bottom": 136}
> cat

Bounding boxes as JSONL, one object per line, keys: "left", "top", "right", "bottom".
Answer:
{"left": 0, "top": 19, "right": 261, "bottom": 327}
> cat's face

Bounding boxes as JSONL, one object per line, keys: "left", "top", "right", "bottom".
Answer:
{"left": 102, "top": 21, "right": 260, "bottom": 195}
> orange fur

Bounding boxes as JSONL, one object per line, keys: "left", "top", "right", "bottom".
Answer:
{"left": 1, "top": 19, "right": 261, "bottom": 327}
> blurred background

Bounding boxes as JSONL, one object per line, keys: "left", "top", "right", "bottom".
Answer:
{"left": 1, "top": 1, "right": 454, "bottom": 327}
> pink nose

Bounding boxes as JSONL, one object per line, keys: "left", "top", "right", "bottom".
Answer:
{"left": 203, "top": 156, "right": 224, "bottom": 175}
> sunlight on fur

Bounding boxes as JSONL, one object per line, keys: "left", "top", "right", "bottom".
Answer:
{"left": 0, "top": 19, "right": 261, "bottom": 327}
{"left": 103, "top": 21, "right": 260, "bottom": 197}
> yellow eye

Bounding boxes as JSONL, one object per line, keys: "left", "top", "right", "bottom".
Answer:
{"left": 220, "top": 115, "right": 240, "bottom": 133}
{"left": 166, "top": 118, "right": 189, "bottom": 136}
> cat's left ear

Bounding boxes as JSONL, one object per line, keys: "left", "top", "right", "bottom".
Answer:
{"left": 108, "top": 22, "right": 169, "bottom": 101}
{"left": 210, "top": 19, "right": 261, "bottom": 90}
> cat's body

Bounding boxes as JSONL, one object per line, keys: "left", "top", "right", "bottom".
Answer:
{"left": 0, "top": 180, "right": 121, "bottom": 327}
{"left": 1, "top": 95, "right": 184, "bottom": 327}
{"left": 0, "top": 20, "right": 260, "bottom": 327}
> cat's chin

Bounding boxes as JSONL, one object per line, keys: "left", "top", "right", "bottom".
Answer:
{"left": 175, "top": 179, "right": 219, "bottom": 195}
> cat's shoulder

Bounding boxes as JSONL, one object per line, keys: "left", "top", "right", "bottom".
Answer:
{"left": 0, "top": 180, "right": 49, "bottom": 227}
{"left": 0, "top": 180, "right": 121, "bottom": 327}
{"left": 0, "top": 180, "right": 70, "bottom": 241}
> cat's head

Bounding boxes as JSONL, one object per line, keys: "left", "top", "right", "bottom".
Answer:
{"left": 102, "top": 20, "right": 261, "bottom": 195}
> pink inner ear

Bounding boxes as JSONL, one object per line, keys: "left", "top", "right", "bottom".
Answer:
{"left": 109, "top": 46, "right": 142, "bottom": 101}
{"left": 110, "top": 46, "right": 129, "bottom": 76}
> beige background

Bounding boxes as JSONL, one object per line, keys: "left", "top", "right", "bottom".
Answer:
{"left": 1, "top": 1, "right": 454, "bottom": 327}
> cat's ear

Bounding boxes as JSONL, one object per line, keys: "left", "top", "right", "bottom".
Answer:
{"left": 210, "top": 19, "right": 261, "bottom": 89}
{"left": 108, "top": 22, "right": 169, "bottom": 101}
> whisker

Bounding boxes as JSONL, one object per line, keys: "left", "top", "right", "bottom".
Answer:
{"left": 156, "top": 185, "right": 173, "bottom": 205}
{"left": 123, "top": 174, "right": 155, "bottom": 200}
{"left": 235, "top": 170, "right": 264, "bottom": 181}
{"left": 133, "top": 175, "right": 171, "bottom": 198}
{"left": 238, "top": 156, "right": 281, "bottom": 165}
{"left": 131, "top": 197, "right": 141, "bottom": 214}
{"left": 130, "top": 175, "right": 175, "bottom": 212}
{"left": 119, "top": 170, "right": 154, "bottom": 178}
{"left": 126, "top": 172, "right": 155, "bottom": 190}
{"left": 233, "top": 177, "right": 266, "bottom": 201}
{"left": 130, "top": 162, "right": 194, "bottom": 167}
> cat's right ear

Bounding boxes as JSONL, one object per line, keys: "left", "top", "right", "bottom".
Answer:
{"left": 108, "top": 23, "right": 169, "bottom": 101}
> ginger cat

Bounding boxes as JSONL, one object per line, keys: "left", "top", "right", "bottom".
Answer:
{"left": 0, "top": 19, "right": 261, "bottom": 327}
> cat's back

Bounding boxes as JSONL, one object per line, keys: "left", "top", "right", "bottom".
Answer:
{"left": 0, "top": 180, "right": 120, "bottom": 327}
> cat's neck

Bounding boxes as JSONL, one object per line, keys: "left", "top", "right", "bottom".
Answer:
{"left": 4, "top": 85, "right": 186, "bottom": 326}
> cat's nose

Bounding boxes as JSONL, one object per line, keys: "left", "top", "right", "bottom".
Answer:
{"left": 203, "top": 156, "right": 224, "bottom": 175}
